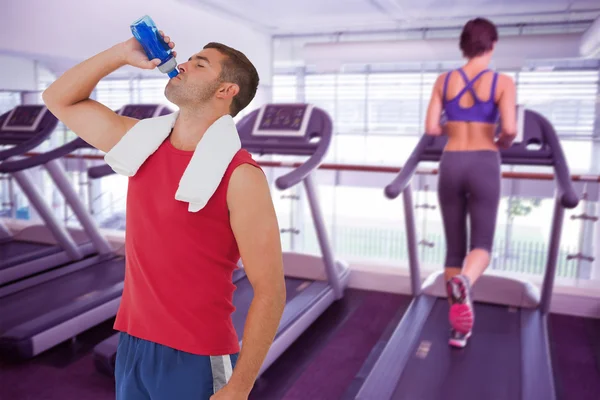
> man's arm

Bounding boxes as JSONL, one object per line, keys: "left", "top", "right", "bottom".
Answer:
{"left": 42, "top": 35, "right": 170, "bottom": 153}
{"left": 222, "top": 164, "right": 286, "bottom": 397}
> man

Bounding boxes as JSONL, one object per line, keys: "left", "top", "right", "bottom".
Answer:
{"left": 43, "top": 31, "right": 286, "bottom": 400}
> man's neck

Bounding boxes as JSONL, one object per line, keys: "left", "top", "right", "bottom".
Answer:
{"left": 170, "top": 107, "right": 228, "bottom": 151}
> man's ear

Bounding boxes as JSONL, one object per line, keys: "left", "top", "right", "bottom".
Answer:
{"left": 217, "top": 83, "right": 240, "bottom": 100}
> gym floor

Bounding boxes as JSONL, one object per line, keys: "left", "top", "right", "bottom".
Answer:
{"left": 1, "top": 288, "right": 599, "bottom": 400}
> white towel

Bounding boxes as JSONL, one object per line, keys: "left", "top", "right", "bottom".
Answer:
{"left": 104, "top": 111, "right": 241, "bottom": 212}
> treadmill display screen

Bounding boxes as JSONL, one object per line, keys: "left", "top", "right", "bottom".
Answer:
{"left": 258, "top": 105, "right": 307, "bottom": 131}
{"left": 121, "top": 105, "right": 159, "bottom": 120}
{"left": 4, "top": 105, "right": 45, "bottom": 129}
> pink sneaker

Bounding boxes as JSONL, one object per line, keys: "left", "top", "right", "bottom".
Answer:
{"left": 447, "top": 275, "right": 474, "bottom": 334}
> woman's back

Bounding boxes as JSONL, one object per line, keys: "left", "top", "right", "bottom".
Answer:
{"left": 440, "top": 67, "right": 513, "bottom": 151}
{"left": 425, "top": 16, "right": 517, "bottom": 152}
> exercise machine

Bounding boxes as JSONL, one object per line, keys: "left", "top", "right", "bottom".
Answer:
{"left": 354, "top": 108, "right": 578, "bottom": 399}
{"left": 0, "top": 104, "right": 169, "bottom": 359}
{"left": 0, "top": 109, "right": 123, "bottom": 359}
{"left": 0, "top": 105, "right": 95, "bottom": 285}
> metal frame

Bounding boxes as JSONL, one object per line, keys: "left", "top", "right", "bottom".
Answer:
{"left": 44, "top": 159, "right": 112, "bottom": 255}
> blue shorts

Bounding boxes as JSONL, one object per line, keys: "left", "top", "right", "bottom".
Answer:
{"left": 115, "top": 332, "right": 239, "bottom": 400}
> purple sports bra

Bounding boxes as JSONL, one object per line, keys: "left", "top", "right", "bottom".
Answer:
{"left": 443, "top": 68, "right": 499, "bottom": 124}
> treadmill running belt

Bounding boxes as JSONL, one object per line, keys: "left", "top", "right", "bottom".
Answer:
{"left": 392, "top": 299, "right": 521, "bottom": 400}
{"left": 0, "top": 256, "right": 125, "bottom": 339}
{"left": 0, "top": 240, "right": 59, "bottom": 269}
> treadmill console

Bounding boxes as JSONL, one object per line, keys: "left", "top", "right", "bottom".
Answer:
{"left": 118, "top": 104, "right": 163, "bottom": 119}
{"left": 1, "top": 105, "right": 48, "bottom": 132}
{"left": 252, "top": 104, "right": 314, "bottom": 137}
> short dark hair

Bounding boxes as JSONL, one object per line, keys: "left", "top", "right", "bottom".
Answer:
{"left": 203, "top": 42, "right": 259, "bottom": 117}
{"left": 459, "top": 18, "right": 498, "bottom": 58}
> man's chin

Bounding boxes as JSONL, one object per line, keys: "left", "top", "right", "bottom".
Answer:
{"left": 164, "top": 89, "right": 180, "bottom": 106}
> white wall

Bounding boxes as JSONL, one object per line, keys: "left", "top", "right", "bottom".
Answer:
{"left": 0, "top": 0, "right": 272, "bottom": 85}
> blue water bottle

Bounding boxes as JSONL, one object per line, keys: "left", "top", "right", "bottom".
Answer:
{"left": 130, "top": 15, "right": 179, "bottom": 78}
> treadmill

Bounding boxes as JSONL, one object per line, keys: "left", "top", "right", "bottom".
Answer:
{"left": 92, "top": 103, "right": 351, "bottom": 377}
{"left": 0, "top": 104, "right": 169, "bottom": 359}
{"left": 354, "top": 108, "right": 579, "bottom": 400}
{"left": 0, "top": 105, "right": 96, "bottom": 285}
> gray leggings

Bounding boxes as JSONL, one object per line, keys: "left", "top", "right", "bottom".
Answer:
{"left": 437, "top": 150, "right": 501, "bottom": 267}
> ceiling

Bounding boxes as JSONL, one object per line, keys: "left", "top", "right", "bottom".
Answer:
{"left": 182, "top": 0, "right": 600, "bottom": 36}
{"left": 0, "top": 0, "right": 273, "bottom": 80}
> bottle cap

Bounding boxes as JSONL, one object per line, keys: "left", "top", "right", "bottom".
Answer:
{"left": 158, "top": 57, "right": 178, "bottom": 77}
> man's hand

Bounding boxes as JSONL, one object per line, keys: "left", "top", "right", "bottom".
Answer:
{"left": 117, "top": 30, "right": 178, "bottom": 70}
{"left": 210, "top": 384, "right": 250, "bottom": 400}
{"left": 42, "top": 30, "right": 179, "bottom": 153}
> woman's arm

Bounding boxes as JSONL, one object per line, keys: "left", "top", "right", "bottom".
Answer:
{"left": 424, "top": 73, "right": 446, "bottom": 136}
{"left": 496, "top": 74, "right": 517, "bottom": 149}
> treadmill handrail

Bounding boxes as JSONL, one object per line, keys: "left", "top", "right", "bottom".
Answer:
{"left": 274, "top": 111, "right": 333, "bottom": 190}
{"left": 384, "top": 134, "right": 433, "bottom": 199}
{"left": 536, "top": 114, "right": 579, "bottom": 209}
{"left": 88, "top": 164, "right": 116, "bottom": 179}
{"left": 554, "top": 157, "right": 579, "bottom": 209}
{"left": 0, "top": 137, "right": 91, "bottom": 173}
{"left": 0, "top": 136, "right": 52, "bottom": 162}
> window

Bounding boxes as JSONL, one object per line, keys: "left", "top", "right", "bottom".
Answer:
{"left": 559, "top": 140, "right": 594, "bottom": 173}
{"left": 305, "top": 74, "right": 336, "bottom": 121}
{"left": 37, "top": 65, "right": 57, "bottom": 104}
{"left": 95, "top": 80, "right": 133, "bottom": 111}
{"left": 302, "top": 71, "right": 437, "bottom": 164}
{"left": 517, "top": 70, "right": 598, "bottom": 136}
{"left": 337, "top": 74, "right": 366, "bottom": 134}
{"left": 367, "top": 73, "right": 436, "bottom": 135}
{"left": 0, "top": 92, "right": 20, "bottom": 115}
{"left": 137, "top": 79, "right": 178, "bottom": 110}
{"left": 275, "top": 67, "right": 599, "bottom": 166}
{"left": 272, "top": 75, "right": 297, "bottom": 103}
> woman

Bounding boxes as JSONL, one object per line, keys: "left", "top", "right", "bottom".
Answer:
{"left": 424, "top": 17, "right": 517, "bottom": 348}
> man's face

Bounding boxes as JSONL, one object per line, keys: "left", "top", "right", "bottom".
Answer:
{"left": 164, "top": 48, "right": 225, "bottom": 107}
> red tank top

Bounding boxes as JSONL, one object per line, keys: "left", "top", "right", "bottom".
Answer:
{"left": 113, "top": 137, "right": 262, "bottom": 355}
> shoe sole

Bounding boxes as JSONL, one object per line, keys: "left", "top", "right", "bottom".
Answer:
{"left": 449, "top": 304, "right": 474, "bottom": 333}
{"left": 447, "top": 278, "right": 474, "bottom": 333}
